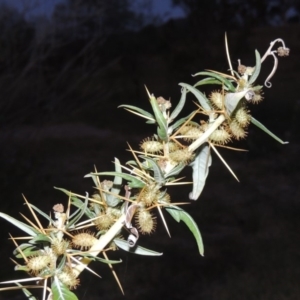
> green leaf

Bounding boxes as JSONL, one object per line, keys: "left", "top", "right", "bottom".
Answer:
{"left": 192, "top": 71, "right": 236, "bottom": 92}
{"left": 189, "top": 143, "right": 212, "bottom": 201}
{"left": 29, "top": 233, "right": 51, "bottom": 244}
{"left": 54, "top": 188, "right": 95, "bottom": 219}
{"left": 170, "top": 111, "right": 199, "bottom": 133}
{"left": 179, "top": 83, "right": 212, "bottom": 111}
{"left": 225, "top": 90, "right": 248, "bottom": 115}
{"left": 15, "top": 283, "right": 37, "bottom": 300}
{"left": 194, "top": 77, "right": 224, "bottom": 88}
{"left": 140, "top": 156, "right": 165, "bottom": 186}
{"left": 149, "top": 95, "right": 168, "bottom": 141}
{"left": 13, "top": 244, "right": 40, "bottom": 258}
{"left": 0, "top": 213, "right": 39, "bottom": 237}
{"left": 86, "top": 172, "right": 145, "bottom": 188}
{"left": 169, "top": 87, "right": 187, "bottom": 121}
{"left": 118, "top": 104, "right": 155, "bottom": 123}
{"left": 52, "top": 278, "right": 78, "bottom": 300}
{"left": 165, "top": 205, "right": 204, "bottom": 256}
{"left": 67, "top": 193, "right": 89, "bottom": 228}
{"left": 248, "top": 50, "right": 261, "bottom": 85}
{"left": 164, "top": 162, "right": 185, "bottom": 178}
{"left": 28, "top": 204, "right": 55, "bottom": 225}
{"left": 114, "top": 238, "right": 163, "bottom": 256}
{"left": 251, "top": 117, "right": 289, "bottom": 144}
{"left": 71, "top": 252, "right": 122, "bottom": 264}
{"left": 106, "top": 157, "right": 122, "bottom": 207}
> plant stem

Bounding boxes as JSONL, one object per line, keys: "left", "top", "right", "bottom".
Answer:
{"left": 73, "top": 214, "right": 126, "bottom": 277}
{"left": 188, "top": 114, "right": 225, "bottom": 152}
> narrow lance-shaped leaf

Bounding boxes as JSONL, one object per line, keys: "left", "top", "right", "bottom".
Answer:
{"left": 140, "top": 156, "right": 166, "bottom": 186}
{"left": 194, "top": 77, "right": 224, "bottom": 88}
{"left": 51, "top": 278, "right": 78, "bottom": 300}
{"left": 0, "top": 213, "right": 39, "bottom": 237}
{"left": 114, "top": 238, "right": 163, "bottom": 256}
{"left": 149, "top": 95, "right": 168, "bottom": 141}
{"left": 165, "top": 205, "right": 204, "bottom": 256}
{"left": 179, "top": 83, "right": 212, "bottom": 111}
{"left": 248, "top": 50, "right": 261, "bottom": 85}
{"left": 28, "top": 203, "right": 55, "bottom": 224}
{"left": 164, "top": 162, "right": 185, "bottom": 178}
{"left": 169, "top": 87, "right": 187, "bottom": 121}
{"left": 192, "top": 71, "right": 236, "bottom": 92}
{"left": 118, "top": 104, "right": 155, "bottom": 123}
{"left": 170, "top": 111, "right": 199, "bottom": 134}
{"left": 189, "top": 143, "right": 212, "bottom": 201}
{"left": 67, "top": 192, "right": 89, "bottom": 228}
{"left": 251, "top": 116, "right": 289, "bottom": 144}
{"left": 106, "top": 157, "right": 123, "bottom": 207}
{"left": 86, "top": 172, "right": 145, "bottom": 188}
{"left": 225, "top": 90, "right": 248, "bottom": 115}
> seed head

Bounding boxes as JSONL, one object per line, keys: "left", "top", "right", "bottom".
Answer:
{"left": 72, "top": 231, "right": 97, "bottom": 250}
{"left": 140, "top": 138, "right": 163, "bottom": 153}
{"left": 169, "top": 148, "right": 194, "bottom": 164}
{"left": 57, "top": 267, "right": 80, "bottom": 290}
{"left": 209, "top": 127, "right": 231, "bottom": 145}
{"left": 135, "top": 209, "right": 156, "bottom": 235}
{"left": 27, "top": 254, "right": 52, "bottom": 276}
{"left": 94, "top": 212, "right": 115, "bottom": 231}
{"left": 209, "top": 91, "right": 224, "bottom": 109}
{"left": 234, "top": 107, "right": 251, "bottom": 127}
{"left": 51, "top": 238, "right": 69, "bottom": 256}
{"left": 229, "top": 120, "right": 247, "bottom": 140}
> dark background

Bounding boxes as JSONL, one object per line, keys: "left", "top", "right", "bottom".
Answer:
{"left": 0, "top": 0, "right": 299, "bottom": 299}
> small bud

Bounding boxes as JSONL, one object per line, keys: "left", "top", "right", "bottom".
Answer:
{"left": 53, "top": 204, "right": 64, "bottom": 213}
{"left": 237, "top": 64, "right": 247, "bottom": 75}
{"left": 277, "top": 47, "right": 290, "bottom": 57}
{"left": 157, "top": 96, "right": 172, "bottom": 110}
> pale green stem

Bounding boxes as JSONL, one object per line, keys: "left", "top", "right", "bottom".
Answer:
{"left": 188, "top": 114, "right": 225, "bottom": 152}
{"left": 73, "top": 214, "right": 126, "bottom": 277}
